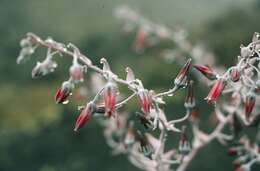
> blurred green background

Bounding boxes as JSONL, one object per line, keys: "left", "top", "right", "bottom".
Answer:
{"left": 1, "top": 0, "right": 260, "bottom": 170}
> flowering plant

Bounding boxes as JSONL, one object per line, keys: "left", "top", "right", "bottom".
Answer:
{"left": 16, "top": 6, "right": 260, "bottom": 171}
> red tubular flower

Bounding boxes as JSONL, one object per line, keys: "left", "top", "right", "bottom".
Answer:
{"left": 174, "top": 58, "right": 192, "bottom": 88}
{"left": 245, "top": 93, "right": 255, "bottom": 121}
{"left": 193, "top": 64, "right": 217, "bottom": 80}
{"left": 205, "top": 79, "right": 226, "bottom": 104}
{"left": 69, "top": 63, "right": 84, "bottom": 83}
{"left": 74, "top": 101, "right": 97, "bottom": 132}
{"left": 55, "top": 81, "right": 74, "bottom": 104}
{"left": 103, "top": 82, "right": 118, "bottom": 117}
{"left": 230, "top": 67, "right": 241, "bottom": 82}
{"left": 184, "top": 80, "right": 195, "bottom": 109}
{"left": 137, "top": 89, "right": 152, "bottom": 115}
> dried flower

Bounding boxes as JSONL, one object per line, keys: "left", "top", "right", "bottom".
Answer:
{"left": 193, "top": 64, "right": 217, "bottom": 80}
{"left": 74, "top": 101, "right": 97, "bottom": 132}
{"left": 137, "top": 89, "right": 152, "bottom": 115}
{"left": 16, "top": 37, "right": 36, "bottom": 64}
{"left": 205, "top": 79, "right": 226, "bottom": 104}
{"left": 31, "top": 58, "right": 57, "bottom": 78}
{"left": 55, "top": 80, "right": 74, "bottom": 104}
{"left": 244, "top": 92, "right": 255, "bottom": 121}
{"left": 103, "top": 82, "right": 118, "bottom": 117}
{"left": 174, "top": 58, "right": 192, "bottom": 88}
{"left": 230, "top": 67, "right": 241, "bottom": 82}
{"left": 184, "top": 80, "right": 195, "bottom": 109}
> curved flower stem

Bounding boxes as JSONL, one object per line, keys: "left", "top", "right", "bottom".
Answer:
{"left": 154, "top": 86, "right": 178, "bottom": 98}
{"left": 168, "top": 110, "right": 190, "bottom": 125}
{"left": 26, "top": 33, "right": 180, "bottom": 103}
{"left": 116, "top": 92, "right": 137, "bottom": 108}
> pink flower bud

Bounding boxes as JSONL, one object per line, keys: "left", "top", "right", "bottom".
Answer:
{"left": 103, "top": 82, "right": 118, "bottom": 117}
{"left": 55, "top": 81, "right": 74, "bottom": 104}
{"left": 230, "top": 67, "right": 241, "bottom": 82}
{"left": 184, "top": 80, "right": 195, "bottom": 109}
{"left": 174, "top": 58, "right": 192, "bottom": 88}
{"left": 205, "top": 79, "right": 226, "bottom": 104}
{"left": 132, "top": 28, "right": 148, "bottom": 52}
{"left": 74, "top": 101, "right": 97, "bottom": 132}
{"left": 137, "top": 89, "right": 152, "bottom": 115}
{"left": 69, "top": 63, "right": 84, "bottom": 83}
{"left": 245, "top": 93, "right": 255, "bottom": 121}
{"left": 193, "top": 64, "right": 217, "bottom": 80}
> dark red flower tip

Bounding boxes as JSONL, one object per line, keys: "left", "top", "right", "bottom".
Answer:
{"left": 193, "top": 64, "right": 217, "bottom": 80}
{"left": 245, "top": 93, "right": 256, "bottom": 121}
{"left": 184, "top": 80, "right": 195, "bottom": 109}
{"left": 137, "top": 89, "right": 152, "bottom": 115}
{"left": 230, "top": 67, "right": 241, "bottom": 82}
{"left": 174, "top": 58, "right": 192, "bottom": 88}
{"left": 55, "top": 81, "right": 74, "bottom": 104}
{"left": 74, "top": 102, "right": 97, "bottom": 132}
{"left": 205, "top": 79, "right": 226, "bottom": 104}
{"left": 227, "top": 148, "right": 238, "bottom": 156}
{"left": 103, "top": 82, "right": 118, "bottom": 117}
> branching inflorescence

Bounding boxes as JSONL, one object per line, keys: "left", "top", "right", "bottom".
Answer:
{"left": 17, "top": 5, "right": 260, "bottom": 171}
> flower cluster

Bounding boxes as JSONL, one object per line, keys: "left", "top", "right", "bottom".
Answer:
{"left": 16, "top": 6, "right": 260, "bottom": 171}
